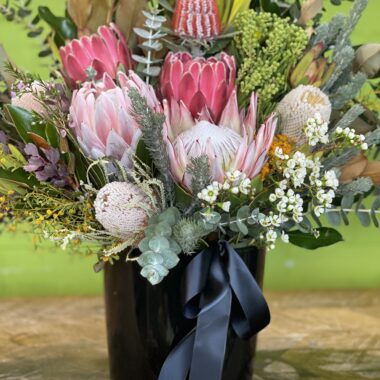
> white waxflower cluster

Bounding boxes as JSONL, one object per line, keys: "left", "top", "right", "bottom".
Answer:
{"left": 261, "top": 148, "right": 339, "bottom": 249}
{"left": 197, "top": 170, "right": 253, "bottom": 211}
{"left": 332, "top": 127, "right": 368, "bottom": 150}
{"left": 303, "top": 113, "right": 329, "bottom": 146}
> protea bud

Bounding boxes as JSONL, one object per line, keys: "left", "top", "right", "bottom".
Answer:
{"left": 290, "top": 43, "right": 336, "bottom": 88}
{"left": 172, "top": 0, "right": 222, "bottom": 40}
{"left": 159, "top": 51, "right": 236, "bottom": 123}
{"left": 277, "top": 85, "right": 332, "bottom": 146}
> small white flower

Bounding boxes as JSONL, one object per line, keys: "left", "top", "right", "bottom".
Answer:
{"left": 281, "top": 231, "right": 289, "bottom": 243}
{"left": 361, "top": 142, "right": 368, "bottom": 150}
{"left": 269, "top": 193, "right": 277, "bottom": 202}
{"left": 219, "top": 201, "right": 231, "bottom": 212}
{"left": 266, "top": 230, "right": 277, "bottom": 242}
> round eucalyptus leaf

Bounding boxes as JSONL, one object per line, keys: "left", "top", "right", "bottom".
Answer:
{"left": 149, "top": 236, "right": 170, "bottom": 253}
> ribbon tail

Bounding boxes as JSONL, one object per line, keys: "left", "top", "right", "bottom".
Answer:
{"left": 189, "top": 289, "right": 232, "bottom": 380}
{"left": 159, "top": 330, "right": 195, "bottom": 380}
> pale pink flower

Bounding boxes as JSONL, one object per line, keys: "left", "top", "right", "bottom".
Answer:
{"left": 59, "top": 23, "right": 133, "bottom": 84}
{"left": 69, "top": 71, "right": 161, "bottom": 168}
{"left": 11, "top": 81, "right": 46, "bottom": 116}
{"left": 159, "top": 52, "right": 236, "bottom": 123}
{"left": 164, "top": 91, "right": 277, "bottom": 190}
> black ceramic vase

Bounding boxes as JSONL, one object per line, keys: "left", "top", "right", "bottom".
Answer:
{"left": 104, "top": 246, "right": 266, "bottom": 380}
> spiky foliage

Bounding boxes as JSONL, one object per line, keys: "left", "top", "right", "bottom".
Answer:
{"left": 128, "top": 87, "right": 174, "bottom": 204}
{"left": 186, "top": 155, "right": 211, "bottom": 196}
{"left": 312, "top": 14, "right": 346, "bottom": 47}
{"left": 331, "top": 72, "right": 367, "bottom": 110}
{"left": 133, "top": 6, "right": 166, "bottom": 84}
{"left": 234, "top": 10, "right": 308, "bottom": 110}
{"left": 173, "top": 217, "right": 208, "bottom": 254}
{"left": 333, "top": 0, "right": 368, "bottom": 58}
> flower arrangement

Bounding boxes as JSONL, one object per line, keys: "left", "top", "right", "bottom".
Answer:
{"left": 0, "top": 0, "right": 379, "bottom": 378}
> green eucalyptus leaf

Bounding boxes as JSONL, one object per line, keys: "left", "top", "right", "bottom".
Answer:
{"left": 140, "top": 264, "right": 168, "bottom": 285}
{"left": 169, "top": 239, "right": 182, "bottom": 255}
{"left": 154, "top": 222, "right": 172, "bottom": 237}
{"left": 137, "top": 251, "right": 164, "bottom": 266}
{"left": 158, "top": 207, "right": 180, "bottom": 226}
{"left": 149, "top": 236, "right": 170, "bottom": 253}
{"left": 340, "top": 209, "right": 350, "bottom": 226}
{"left": 138, "top": 237, "right": 150, "bottom": 252}
{"left": 341, "top": 195, "right": 354, "bottom": 209}
{"left": 327, "top": 210, "right": 341, "bottom": 226}
{"left": 356, "top": 210, "right": 371, "bottom": 227}
{"left": 237, "top": 205, "right": 250, "bottom": 219}
{"left": 288, "top": 227, "right": 343, "bottom": 250}
{"left": 370, "top": 208, "right": 379, "bottom": 228}
{"left": 236, "top": 220, "right": 249, "bottom": 235}
{"left": 160, "top": 250, "right": 180, "bottom": 269}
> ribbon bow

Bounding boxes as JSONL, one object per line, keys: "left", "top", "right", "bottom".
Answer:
{"left": 159, "top": 241, "right": 271, "bottom": 380}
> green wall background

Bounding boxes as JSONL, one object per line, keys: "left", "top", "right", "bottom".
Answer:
{"left": 0, "top": 0, "right": 379, "bottom": 296}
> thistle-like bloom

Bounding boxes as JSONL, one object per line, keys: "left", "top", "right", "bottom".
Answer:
{"left": 172, "top": 0, "right": 222, "bottom": 39}
{"left": 160, "top": 52, "right": 236, "bottom": 123}
{"left": 164, "top": 91, "right": 277, "bottom": 190}
{"left": 69, "top": 71, "right": 160, "bottom": 168}
{"left": 59, "top": 23, "right": 133, "bottom": 84}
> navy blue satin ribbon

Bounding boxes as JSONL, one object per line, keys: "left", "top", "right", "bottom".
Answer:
{"left": 159, "top": 241, "right": 271, "bottom": 380}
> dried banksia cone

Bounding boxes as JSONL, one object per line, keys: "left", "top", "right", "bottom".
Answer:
{"left": 94, "top": 182, "right": 150, "bottom": 240}
{"left": 172, "top": 0, "right": 221, "bottom": 40}
{"left": 277, "top": 85, "right": 331, "bottom": 146}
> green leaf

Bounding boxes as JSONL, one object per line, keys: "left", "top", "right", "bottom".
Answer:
{"left": 5, "top": 105, "right": 34, "bottom": 143}
{"left": 174, "top": 183, "right": 192, "bottom": 206}
{"left": 0, "top": 167, "right": 38, "bottom": 192}
{"left": 288, "top": 227, "right": 343, "bottom": 250}
{"left": 38, "top": 6, "right": 77, "bottom": 47}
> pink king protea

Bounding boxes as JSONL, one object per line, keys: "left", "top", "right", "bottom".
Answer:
{"left": 60, "top": 23, "right": 133, "bottom": 84}
{"left": 172, "top": 0, "right": 222, "bottom": 39}
{"left": 164, "top": 91, "right": 277, "bottom": 190}
{"left": 160, "top": 52, "right": 236, "bottom": 123}
{"left": 69, "top": 71, "right": 161, "bottom": 169}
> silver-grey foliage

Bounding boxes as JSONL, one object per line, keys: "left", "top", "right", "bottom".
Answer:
{"left": 186, "top": 155, "right": 211, "bottom": 196}
{"left": 330, "top": 72, "right": 367, "bottom": 109}
{"left": 333, "top": 0, "right": 369, "bottom": 58}
{"left": 132, "top": 9, "right": 166, "bottom": 83}
{"left": 173, "top": 218, "right": 208, "bottom": 254}
{"left": 330, "top": 104, "right": 365, "bottom": 134}
{"left": 128, "top": 88, "right": 175, "bottom": 203}
{"left": 337, "top": 177, "right": 373, "bottom": 196}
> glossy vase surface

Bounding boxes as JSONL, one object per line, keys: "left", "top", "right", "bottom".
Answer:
{"left": 104, "top": 247, "right": 266, "bottom": 380}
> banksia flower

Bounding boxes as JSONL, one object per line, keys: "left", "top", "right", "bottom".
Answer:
{"left": 59, "top": 23, "right": 133, "bottom": 84}
{"left": 94, "top": 182, "right": 151, "bottom": 239}
{"left": 164, "top": 91, "right": 277, "bottom": 190}
{"left": 69, "top": 71, "right": 161, "bottom": 169}
{"left": 172, "top": 0, "right": 222, "bottom": 40}
{"left": 160, "top": 52, "right": 236, "bottom": 123}
{"left": 277, "top": 85, "right": 332, "bottom": 146}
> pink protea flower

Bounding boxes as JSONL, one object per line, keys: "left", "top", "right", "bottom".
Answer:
{"left": 59, "top": 23, "right": 133, "bottom": 84}
{"left": 164, "top": 91, "right": 277, "bottom": 190}
{"left": 69, "top": 71, "right": 161, "bottom": 169}
{"left": 172, "top": 0, "right": 222, "bottom": 39}
{"left": 159, "top": 52, "right": 236, "bottom": 123}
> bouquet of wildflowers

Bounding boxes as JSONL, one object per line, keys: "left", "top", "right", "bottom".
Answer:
{"left": 0, "top": 0, "right": 379, "bottom": 284}
{"left": 1, "top": 0, "right": 380, "bottom": 378}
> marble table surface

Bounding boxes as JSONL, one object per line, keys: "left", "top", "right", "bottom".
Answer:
{"left": 0, "top": 290, "right": 379, "bottom": 380}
